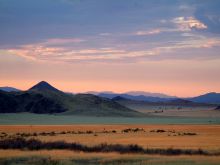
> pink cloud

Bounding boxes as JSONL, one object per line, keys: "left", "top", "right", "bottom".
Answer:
{"left": 135, "top": 29, "right": 161, "bottom": 36}
{"left": 44, "top": 38, "right": 85, "bottom": 45}
{"left": 172, "top": 17, "right": 207, "bottom": 31}
{"left": 4, "top": 33, "right": 220, "bottom": 63}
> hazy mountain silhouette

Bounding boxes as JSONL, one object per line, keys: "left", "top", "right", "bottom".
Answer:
{"left": 112, "top": 96, "right": 131, "bottom": 102}
{"left": 125, "top": 91, "right": 176, "bottom": 98}
{"left": 93, "top": 91, "right": 220, "bottom": 104}
{"left": 167, "top": 98, "right": 193, "bottom": 104}
{"left": 189, "top": 92, "right": 220, "bottom": 104}
{"left": 98, "top": 93, "right": 172, "bottom": 102}
{"left": 0, "top": 87, "right": 20, "bottom": 92}
{"left": 88, "top": 91, "right": 175, "bottom": 98}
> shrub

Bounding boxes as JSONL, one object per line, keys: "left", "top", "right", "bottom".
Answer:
{"left": 32, "top": 133, "right": 38, "bottom": 137}
{"left": 122, "top": 128, "right": 145, "bottom": 133}
{"left": 0, "top": 137, "right": 217, "bottom": 156}
{"left": 60, "top": 131, "right": 66, "bottom": 134}
{"left": 183, "top": 132, "right": 197, "bottom": 136}
{"left": 150, "top": 129, "right": 166, "bottom": 133}
{"left": 86, "top": 131, "right": 93, "bottom": 134}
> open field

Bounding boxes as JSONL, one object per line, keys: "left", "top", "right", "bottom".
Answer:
{"left": 0, "top": 125, "right": 220, "bottom": 151}
{"left": 0, "top": 124, "right": 220, "bottom": 164}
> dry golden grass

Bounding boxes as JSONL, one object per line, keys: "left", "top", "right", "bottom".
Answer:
{"left": 1, "top": 149, "right": 220, "bottom": 164}
{"left": 1, "top": 125, "right": 220, "bottom": 164}
{"left": 0, "top": 124, "right": 220, "bottom": 151}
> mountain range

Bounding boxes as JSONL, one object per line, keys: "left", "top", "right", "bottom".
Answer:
{"left": 88, "top": 92, "right": 220, "bottom": 104}
{"left": 88, "top": 91, "right": 176, "bottom": 98}
{"left": 0, "top": 81, "right": 143, "bottom": 117}
{"left": 1, "top": 86, "right": 219, "bottom": 104}
{"left": 0, "top": 82, "right": 219, "bottom": 116}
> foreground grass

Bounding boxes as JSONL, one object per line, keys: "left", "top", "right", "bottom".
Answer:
{"left": 1, "top": 124, "right": 220, "bottom": 164}
{"left": 1, "top": 125, "right": 220, "bottom": 152}
{"left": 0, "top": 156, "right": 220, "bottom": 165}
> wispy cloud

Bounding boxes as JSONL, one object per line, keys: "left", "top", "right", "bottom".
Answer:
{"left": 134, "top": 17, "right": 207, "bottom": 37}
{"left": 171, "top": 17, "right": 207, "bottom": 31}
{"left": 99, "top": 33, "right": 111, "bottom": 36}
{"left": 7, "top": 45, "right": 65, "bottom": 61}
{"left": 5, "top": 36, "right": 220, "bottom": 63}
{"left": 3, "top": 13, "right": 219, "bottom": 64}
{"left": 135, "top": 29, "right": 161, "bottom": 36}
{"left": 6, "top": 45, "right": 157, "bottom": 62}
{"left": 43, "top": 38, "right": 85, "bottom": 45}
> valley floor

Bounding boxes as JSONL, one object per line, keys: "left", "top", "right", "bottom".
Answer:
{"left": 0, "top": 112, "right": 220, "bottom": 125}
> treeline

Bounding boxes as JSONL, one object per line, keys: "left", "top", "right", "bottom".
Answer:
{"left": 0, "top": 138, "right": 219, "bottom": 156}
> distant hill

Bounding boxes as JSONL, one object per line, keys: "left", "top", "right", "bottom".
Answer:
{"left": 0, "top": 81, "right": 143, "bottom": 117}
{"left": 98, "top": 93, "right": 172, "bottom": 102}
{"left": 167, "top": 98, "right": 193, "bottom": 104}
{"left": 63, "top": 94, "right": 142, "bottom": 116}
{"left": 125, "top": 91, "right": 176, "bottom": 98}
{"left": 112, "top": 96, "right": 214, "bottom": 111}
{"left": 0, "top": 87, "right": 20, "bottom": 92}
{"left": 112, "top": 96, "right": 132, "bottom": 102}
{"left": 87, "top": 91, "right": 175, "bottom": 101}
{"left": 88, "top": 91, "right": 175, "bottom": 98}
{"left": 99, "top": 91, "right": 220, "bottom": 104}
{"left": 97, "top": 93, "right": 118, "bottom": 99}
{"left": 189, "top": 92, "right": 220, "bottom": 104}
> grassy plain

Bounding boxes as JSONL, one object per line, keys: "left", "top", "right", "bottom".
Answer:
{"left": 1, "top": 125, "right": 220, "bottom": 151}
{"left": 0, "top": 124, "right": 220, "bottom": 164}
{"left": 1, "top": 150, "right": 220, "bottom": 165}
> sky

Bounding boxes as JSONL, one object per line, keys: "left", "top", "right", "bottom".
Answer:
{"left": 0, "top": 0, "right": 220, "bottom": 97}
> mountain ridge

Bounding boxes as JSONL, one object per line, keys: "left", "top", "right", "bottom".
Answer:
{"left": 1, "top": 83, "right": 220, "bottom": 104}
{"left": 0, "top": 81, "right": 143, "bottom": 117}
{"left": 87, "top": 91, "right": 176, "bottom": 99}
{"left": 0, "top": 87, "right": 20, "bottom": 92}
{"left": 188, "top": 92, "right": 220, "bottom": 104}
{"left": 91, "top": 92, "right": 220, "bottom": 104}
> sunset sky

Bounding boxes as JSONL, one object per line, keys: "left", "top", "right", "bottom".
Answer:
{"left": 0, "top": 0, "right": 220, "bottom": 97}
